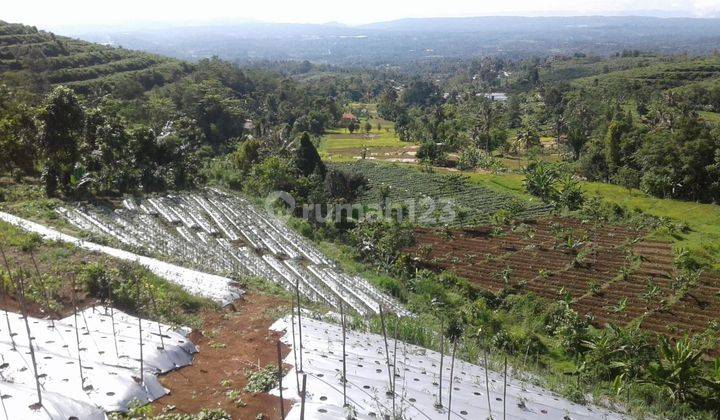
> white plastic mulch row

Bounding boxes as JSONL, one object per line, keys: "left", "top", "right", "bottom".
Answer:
{"left": 270, "top": 316, "right": 625, "bottom": 420}
{"left": 0, "top": 211, "right": 243, "bottom": 306}
{"left": 0, "top": 306, "right": 197, "bottom": 418}
{"left": 57, "top": 189, "right": 407, "bottom": 317}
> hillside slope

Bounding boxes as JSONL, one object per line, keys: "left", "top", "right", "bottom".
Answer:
{"left": 0, "top": 20, "right": 190, "bottom": 98}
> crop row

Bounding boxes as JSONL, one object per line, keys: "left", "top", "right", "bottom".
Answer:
{"left": 406, "top": 217, "right": 720, "bottom": 342}
{"left": 334, "top": 161, "right": 552, "bottom": 225}
{"left": 59, "top": 189, "right": 406, "bottom": 317}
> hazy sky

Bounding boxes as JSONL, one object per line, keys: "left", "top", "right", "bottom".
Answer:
{"left": 3, "top": 0, "right": 719, "bottom": 28}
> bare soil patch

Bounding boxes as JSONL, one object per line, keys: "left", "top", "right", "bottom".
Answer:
{"left": 152, "top": 293, "right": 292, "bottom": 419}
{"left": 405, "top": 217, "right": 720, "bottom": 340}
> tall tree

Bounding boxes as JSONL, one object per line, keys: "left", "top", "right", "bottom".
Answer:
{"left": 295, "top": 132, "right": 325, "bottom": 178}
{"left": 38, "top": 86, "right": 84, "bottom": 196}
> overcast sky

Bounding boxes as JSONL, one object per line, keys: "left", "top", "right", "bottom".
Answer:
{"left": 3, "top": 0, "right": 719, "bottom": 29}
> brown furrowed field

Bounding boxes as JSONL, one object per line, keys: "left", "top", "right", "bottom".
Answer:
{"left": 405, "top": 217, "right": 720, "bottom": 343}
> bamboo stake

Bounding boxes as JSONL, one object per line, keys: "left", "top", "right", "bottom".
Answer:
{"left": 437, "top": 318, "right": 445, "bottom": 408}
{"left": 290, "top": 291, "right": 299, "bottom": 394}
{"left": 299, "top": 373, "right": 307, "bottom": 420}
{"left": 447, "top": 339, "right": 458, "bottom": 420}
{"left": 136, "top": 276, "right": 144, "bottom": 386}
{"left": 108, "top": 285, "right": 120, "bottom": 359}
{"left": 147, "top": 285, "right": 165, "bottom": 350}
{"left": 379, "top": 305, "right": 394, "bottom": 418}
{"left": 503, "top": 356, "right": 508, "bottom": 420}
{"left": 294, "top": 278, "right": 303, "bottom": 373}
{"left": 0, "top": 374, "right": 9, "bottom": 420}
{"left": 276, "top": 340, "right": 285, "bottom": 419}
{"left": 70, "top": 275, "right": 85, "bottom": 390}
{"left": 28, "top": 250, "right": 54, "bottom": 328}
{"left": 341, "top": 301, "right": 347, "bottom": 408}
{"left": 391, "top": 315, "right": 399, "bottom": 416}
{"left": 484, "top": 347, "right": 493, "bottom": 419}
{"left": 15, "top": 272, "right": 42, "bottom": 407}
{"left": 0, "top": 245, "right": 16, "bottom": 351}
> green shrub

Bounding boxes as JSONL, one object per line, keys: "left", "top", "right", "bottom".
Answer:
{"left": 244, "top": 365, "right": 279, "bottom": 393}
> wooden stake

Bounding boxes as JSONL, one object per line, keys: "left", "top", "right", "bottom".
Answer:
{"left": 484, "top": 347, "right": 493, "bottom": 419}
{"left": 70, "top": 275, "right": 85, "bottom": 389}
{"left": 503, "top": 356, "right": 508, "bottom": 420}
{"left": 0, "top": 243, "right": 17, "bottom": 351}
{"left": 392, "top": 315, "right": 399, "bottom": 416}
{"left": 341, "top": 301, "right": 347, "bottom": 407}
{"left": 136, "top": 276, "right": 144, "bottom": 386}
{"left": 108, "top": 286, "right": 120, "bottom": 359}
{"left": 447, "top": 339, "right": 457, "bottom": 420}
{"left": 290, "top": 291, "right": 299, "bottom": 394}
{"left": 15, "top": 272, "right": 42, "bottom": 407}
{"left": 294, "top": 278, "right": 303, "bottom": 373}
{"left": 299, "top": 373, "right": 307, "bottom": 420}
{"left": 437, "top": 318, "right": 445, "bottom": 408}
{"left": 28, "top": 250, "right": 54, "bottom": 328}
{"left": 379, "top": 305, "right": 394, "bottom": 411}
{"left": 0, "top": 373, "right": 9, "bottom": 420}
{"left": 147, "top": 286, "right": 165, "bottom": 350}
{"left": 276, "top": 340, "right": 285, "bottom": 418}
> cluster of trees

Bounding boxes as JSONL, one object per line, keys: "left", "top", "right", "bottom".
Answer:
{"left": 1, "top": 56, "right": 350, "bottom": 198}
{"left": 378, "top": 79, "right": 514, "bottom": 166}
{"left": 227, "top": 131, "right": 367, "bottom": 229}
{"left": 7, "top": 85, "right": 205, "bottom": 197}
{"left": 557, "top": 92, "right": 720, "bottom": 202}
{"left": 374, "top": 54, "right": 720, "bottom": 203}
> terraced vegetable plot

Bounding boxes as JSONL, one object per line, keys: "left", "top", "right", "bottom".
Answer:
{"left": 335, "top": 161, "right": 551, "bottom": 226}
{"left": 0, "top": 21, "right": 189, "bottom": 95}
{"left": 58, "top": 189, "right": 405, "bottom": 317}
{"left": 270, "top": 315, "right": 624, "bottom": 420}
{"left": 405, "top": 218, "right": 720, "bottom": 342}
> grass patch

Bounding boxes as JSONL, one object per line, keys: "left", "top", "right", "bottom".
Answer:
{"left": 581, "top": 182, "right": 720, "bottom": 268}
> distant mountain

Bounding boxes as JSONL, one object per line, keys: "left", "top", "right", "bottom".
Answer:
{"left": 357, "top": 15, "right": 720, "bottom": 33}
{"left": 53, "top": 16, "right": 720, "bottom": 66}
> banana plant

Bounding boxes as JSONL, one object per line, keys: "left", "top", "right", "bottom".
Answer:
{"left": 644, "top": 337, "right": 704, "bottom": 403}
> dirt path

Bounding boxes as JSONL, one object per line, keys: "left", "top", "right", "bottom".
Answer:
{"left": 152, "top": 293, "right": 293, "bottom": 419}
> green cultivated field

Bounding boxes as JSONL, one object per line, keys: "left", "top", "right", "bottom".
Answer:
{"left": 335, "top": 161, "right": 551, "bottom": 225}
{"left": 319, "top": 103, "right": 414, "bottom": 163}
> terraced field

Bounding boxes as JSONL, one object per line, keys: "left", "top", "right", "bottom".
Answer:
{"left": 336, "top": 161, "right": 552, "bottom": 225}
{"left": 0, "top": 21, "right": 189, "bottom": 95}
{"left": 573, "top": 56, "right": 720, "bottom": 92}
{"left": 405, "top": 218, "right": 720, "bottom": 343}
{"left": 56, "top": 189, "right": 405, "bottom": 317}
